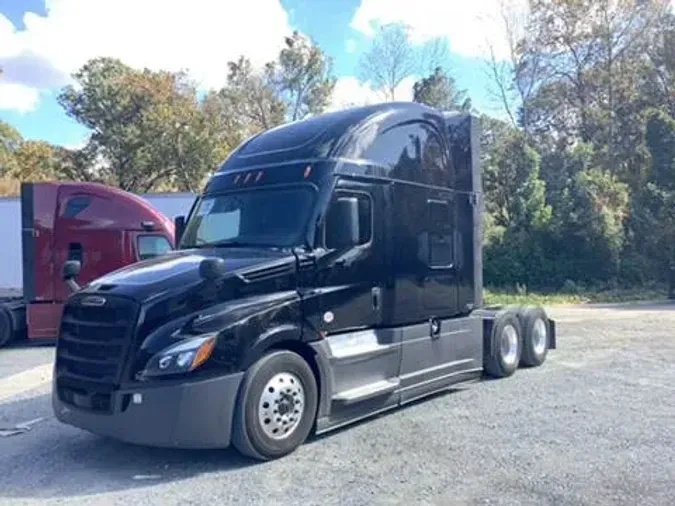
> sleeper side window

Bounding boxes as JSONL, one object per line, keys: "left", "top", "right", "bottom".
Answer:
{"left": 426, "top": 199, "right": 454, "bottom": 268}
{"left": 63, "top": 196, "right": 91, "bottom": 218}
{"left": 324, "top": 192, "right": 372, "bottom": 249}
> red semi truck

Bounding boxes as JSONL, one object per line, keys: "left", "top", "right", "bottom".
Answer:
{"left": 0, "top": 181, "right": 180, "bottom": 347}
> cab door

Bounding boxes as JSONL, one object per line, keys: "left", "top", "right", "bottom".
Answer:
{"left": 307, "top": 178, "right": 402, "bottom": 413}
{"left": 52, "top": 190, "right": 126, "bottom": 302}
{"left": 310, "top": 179, "right": 385, "bottom": 334}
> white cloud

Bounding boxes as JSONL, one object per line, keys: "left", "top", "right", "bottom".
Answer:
{"left": 0, "top": 0, "right": 294, "bottom": 111}
{"left": 0, "top": 82, "right": 40, "bottom": 113}
{"left": 63, "top": 136, "right": 89, "bottom": 150}
{"left": 350, "top": 0, "right": 529, "bottom": 61}
{"left": 345, "top": 38, "right": 358, "bottom": 54}
{"left": 328, "top": 75, "right": 415, "bottom": 112}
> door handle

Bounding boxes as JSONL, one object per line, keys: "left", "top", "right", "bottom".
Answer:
{"left": 371, "top": 287, "right": 381, "bottom": 311}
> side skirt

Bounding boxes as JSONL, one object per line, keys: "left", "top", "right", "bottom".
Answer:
{"left": 310, "top": 326, "right": 485, "bottom": 436}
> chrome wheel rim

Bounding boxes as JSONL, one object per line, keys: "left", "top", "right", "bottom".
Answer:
{"left": 258, "top": 372, "right": 305, "bottom": 440}
{"left": 532, "top": 318, "right": 547, "bottom": 355}
{"left": 501, "top": 324, "right": 519, "bottom": 366}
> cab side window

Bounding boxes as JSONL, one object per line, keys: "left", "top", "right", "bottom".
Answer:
{"left": 137, "top": 235, "right": 172, "bottom": 261}
{"left": 324, "top": 192, "right": 372, "bottom": 249}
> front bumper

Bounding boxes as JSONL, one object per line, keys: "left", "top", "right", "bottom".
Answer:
{"left": 52, "top": 372, "right": 244, "bottom": 449}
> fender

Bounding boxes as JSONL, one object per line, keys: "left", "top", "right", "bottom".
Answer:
{"left": 240, "top": 322, "right": 335, "bottom": 423}
{"left": 241, "top": 323, "right": 303, "bottom": 369}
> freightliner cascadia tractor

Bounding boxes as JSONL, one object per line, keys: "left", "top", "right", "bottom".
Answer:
{"left": 52, "top": 102, "right": 557, "bottom": 461}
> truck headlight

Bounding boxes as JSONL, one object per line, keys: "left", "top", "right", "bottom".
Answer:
{"left": 143, "top": 335, "right": 216, "bottom": 377}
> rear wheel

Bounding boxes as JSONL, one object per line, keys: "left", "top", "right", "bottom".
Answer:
{"left": 484, "top": 310, "right": 523, "bottom": 378}
{"left": 519, "top": 305, "right": 550, "bottom": 367}
{"left": 232, "top": 350, "right": 318, "bottom": 461}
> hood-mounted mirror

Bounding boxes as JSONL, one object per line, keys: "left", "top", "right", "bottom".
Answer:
{"left": 199, "top": 257, "right": 226, "bottom": 281}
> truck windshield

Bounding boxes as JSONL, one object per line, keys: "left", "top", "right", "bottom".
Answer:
{"left": 180, "top": 186, "right": 315, "bottom": 249}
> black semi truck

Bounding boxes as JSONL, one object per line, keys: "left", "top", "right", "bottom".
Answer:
{"left": 53, "top": 102, "right": 556, "bottom": 461}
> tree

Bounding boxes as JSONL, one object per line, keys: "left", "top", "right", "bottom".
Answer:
{"left": 484, "top": 0, "right": 546, "bottom": 134}
{"left": 0, "top": 120, "right": 22, "bottom": 177}
{"left": 643, "top": 12, "right": 675, "bottom": 116}
{"left": 358, "top": 23, "right": 417, "bottom": 100}
{"left": 482, "top": 127, "right": 551, "bottom": 231}
{"left": 11, "top": 141, "right": 62, "bottom": 181}
{"left": 218, "top": 56, "right": 286, "bottom": 142}
{"left": 58, "top": 57, "right": 227, "bottom": 193}
{"left": 217, "top": 33, "right": 337, "bottom": 145}
{"left": 274, "top": 31, "right": 336, "bottom": 121}
{"left": 628, "top": 109, "right": 675, "bottom": 288}
{"left": 412, "top": 67, "right": 471, "bottom": 111}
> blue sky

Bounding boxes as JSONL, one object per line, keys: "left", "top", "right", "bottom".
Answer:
{"left": 0, "top": 0, "right": 514, "bottom": 147}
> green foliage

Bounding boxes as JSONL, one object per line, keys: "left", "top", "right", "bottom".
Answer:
{"left": 482, "top": 126, "right": 551, "bottom": 231}
{"left": 480, "top": 0, "right": 674, "bottom": 293}
{"left": 11, "top": 140, "right": 63, "bottom": 181}
{"left": 218, "top": 56, "right": 286, "bottom": 141}
{"left": 58, "top": 57, "right": 226, "bottom": 193}
{"left": 645, "top": 108, "right": 675, "bottom": 190}
{"left": 0, "top": 120, "right": 22, "bottom": 177}
{"left": 412, "top": 67, "right": 471, "bottom": 111}
{"left": 275, "top": 31, "right": 337, "bottom": 121}
{"left": 484, "top": 286, "right": 668, "bottom": 306}
{"left": 564, "top": 167, "right": 630, "bottom": 279}
{"left": 217, "top": 32, "right": 336, "bottom": 144}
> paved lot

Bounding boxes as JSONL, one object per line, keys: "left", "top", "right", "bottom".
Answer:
{"left": 1, "top": 302, "right": 674, "bottom": 506}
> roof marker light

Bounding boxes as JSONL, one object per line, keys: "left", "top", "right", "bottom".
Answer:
{"left": 304, "top": 165, "right": 312, "bottom": 179}
{"left": 256, "top": 170, "right": 264, "bottom": 182}
{"left": 234, "top": 174, "right": 241, "bottom": 184}
{"left": 244, "top": 172, "right": 252, "bottom": 183}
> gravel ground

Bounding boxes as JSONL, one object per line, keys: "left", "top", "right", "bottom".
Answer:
{"left": 0, "top": 302, "right": 674, "bottom": 506}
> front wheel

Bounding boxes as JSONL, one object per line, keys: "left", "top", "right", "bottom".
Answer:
{"left": 232, "top": 350, "right": 318, "bottom": 461}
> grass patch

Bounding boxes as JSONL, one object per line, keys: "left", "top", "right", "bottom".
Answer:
{"left": 484, "top": 287, "right": 669, "bottom": 306}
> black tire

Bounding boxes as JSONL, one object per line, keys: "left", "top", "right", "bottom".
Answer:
{"left": 519, "top": 305, "right": 550, "bottom": 367}
{"left": 232, "top": 350, "right": 318, "bottom": 461}
{"left": 0, "top": 307, "right": 14, "bottom": 348}
{"left": 484, "top": 310, "right": 523, "bottom": 378}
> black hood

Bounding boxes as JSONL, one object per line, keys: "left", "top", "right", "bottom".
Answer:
{"left": 82, "top": 247, "right": 297, "bottom": 302}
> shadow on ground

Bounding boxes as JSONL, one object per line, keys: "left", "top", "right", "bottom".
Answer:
{"left": 0, "top": 392, "right": 254, "bottom": 499}
{"left": 0, "top": 383, "right": 473, "bottom": 500}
